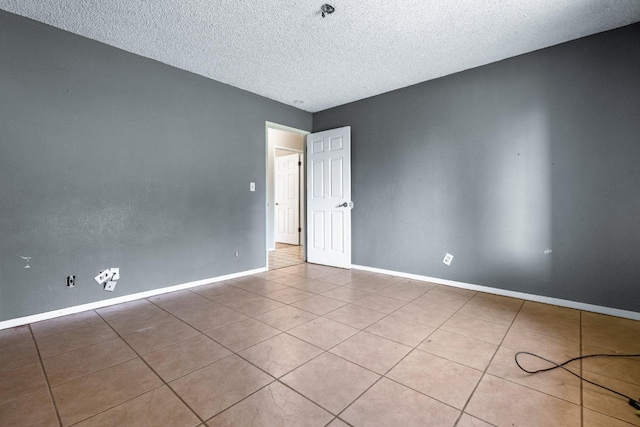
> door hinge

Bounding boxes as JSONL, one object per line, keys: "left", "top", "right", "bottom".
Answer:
{"left": 298, "top": 228, "right": 302, "bottom": 232}
{"left": 298, "top": 161, "right": 302, "bottom": 166}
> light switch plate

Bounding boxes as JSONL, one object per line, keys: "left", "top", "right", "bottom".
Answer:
{"left": 104, "top": 281, "right": 117, "bottom": 292}
{"left": 110, "top": 267, "right": 120, "bottom": 281}
{"left": 250, "top": 182, "right": 255, "bottom": 192}
{"left": 443, "top": 253, "right": 454, "bottom": 266}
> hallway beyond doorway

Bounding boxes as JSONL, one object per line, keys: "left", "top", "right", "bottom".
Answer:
{"left": 269, "top": 243, "right": 304, "bottom": 270}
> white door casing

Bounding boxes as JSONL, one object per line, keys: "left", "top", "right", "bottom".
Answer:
{"left": 275, "top": 152, "right": 300, "bottom": 245}
{"left": 306, "top": 126, "right": 352, "bottom": 268}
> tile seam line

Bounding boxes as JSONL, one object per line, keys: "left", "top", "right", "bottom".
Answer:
{"left": 65, "top": 383, "right": 166, "bottom": 427}
{"left": 122, "top": 301, "right": 223, "bottom": 355}
{"left": 32, "top": 320, "right": 120, "bottom": 360}
{"left": 235, "top": 289, "right": 419, "bottom": 418}
{"left": 450, "top": 297, "right": 524, "bottom": 426}
{"left": 43, "top": 349, "right": 138, "bottom": 389}
{"left": 123, "top": 299, "right": 259, "bottom": 381}
{"left": 200, "top": 346, "right": 331, "bottom": 421}
{"left": 29, "top": 324, "right": 64, "bottom": 427}
{"left": 580, "top": 310, "right": 584, "bottom": 427}
{"left": 332, "top": 287, "right": 471, "bottom": 422}
{"left": 94, "top": 309, "right": 206, "bottom": 426}
{"left": 30, "top": 317, "right": 105, "bottom": 340}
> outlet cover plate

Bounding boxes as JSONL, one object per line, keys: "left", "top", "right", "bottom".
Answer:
{"left": 95, "top": 271, "right": 111, "bottom": 285}
{"left": 443, "top": 253, "right": 454, "bottom": 266}
{"left": 104, "top": 281, "right": 117, "bottom": 292}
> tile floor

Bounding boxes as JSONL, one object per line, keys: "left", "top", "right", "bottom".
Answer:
{"left": 268, "top": 243, "right": 304, "bottom": 270}
{"left": 1, "top": 263, "right": 639, "bottom": 426}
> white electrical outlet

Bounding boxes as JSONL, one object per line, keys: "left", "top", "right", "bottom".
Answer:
{"left": 94, "top": 270, "right": 113, "bottom": 285}
{"left": 250, "top": 182, "right": 255, "bottom": 192}
{"left": 94, "top": 272, "right": 104, "bottom": 284}
{"left": 104, "top": 281, "right": 117, "bottom": 292}
{"left": 110, "top": 267, "right": 120, "bottom": 281}
{"left": 443, "top": 253, "right": 454, "bottom": 266}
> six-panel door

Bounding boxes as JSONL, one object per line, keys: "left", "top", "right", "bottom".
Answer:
{"left": 306, "top": 126, "right": 351, "bottom": 268}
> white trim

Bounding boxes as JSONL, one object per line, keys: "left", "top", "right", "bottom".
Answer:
{"left": 265, "top": 121, "right": 310, "bottom": 136}
{"left": 352, "top": 264, "right": 640, "bottom": 321}
{"left": 274, "top": 146, "right": 303, "bottom": 154}
{"left": 299, "top": 152, "right": 305, "bottom": 260}
{"left": 0, "top": 267, "right": 267, "bottom": 330}
{"left": 265, "top": 121, "right": 310, "bottom": 267}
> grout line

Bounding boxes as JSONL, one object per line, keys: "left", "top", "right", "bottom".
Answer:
{"left": 118, "top": 285, "right": 341, "bottom": 422}
{"left": 36, "top": 339, "right": 137, "bottom": 389}
{"left": 451, "top": 298, "right": 523, "bottom": 426}
{"left": 465, "top": 323, "right": 586, "bottom": 408}
{"left": 67, "top": 384, "right": 167, "bottom": 426}
{"left": 451, "top": 302, "right": 604, "bottom": 424}
{"left": 194, "top": 280, "right": 416, "bottom": 420}
{"left": 29, "top": 324, "right": 64, "bottom": 427}
{"left": 198, "top": 379, "right": 278, "bottom": 424}
{"left": 580, "top": 310, "right": 584, "bottom": 427}
{"left": 94, "top": 309, "right": 207, "bottom": 426}
{"left": 27, "top": 324, "right": 115, "bottom": 363}
{"left": 16, "top": 266, "right": 619, "bottom": 426}
{"left": 195, "top": 339, "right": 331, "bottom": 421}
{"left": 30, "top": 315, "right": 105, "bottom": 340}
{"left": 275, "top": 379, "right": 354, "bottom": 426}
{"left": 329, "top": 287, "right": 474, "bottom": 422}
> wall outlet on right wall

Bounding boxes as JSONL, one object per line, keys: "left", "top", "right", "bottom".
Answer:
{"left": 443, "top": 253, "right": 454, "bottom": 266}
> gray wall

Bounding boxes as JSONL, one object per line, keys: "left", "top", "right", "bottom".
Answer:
{"left": 314, "top": 23, "right": 640, "bottom": 312}
{"left": 0, "top": 11, "right": 311, "bottom": 321}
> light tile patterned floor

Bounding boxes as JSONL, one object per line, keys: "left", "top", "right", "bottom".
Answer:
{"left": 1, "top": 263, "right": 639, "bottom": 426}
{"left": 269, "top": 242, "right": 304, "bottom": 270}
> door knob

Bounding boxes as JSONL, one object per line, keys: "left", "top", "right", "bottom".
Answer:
{"left": 336, "top": 202, "right": 348, "bottom": 208}
{"left": 275, "top": 203, "right": 279, "bottom": 206}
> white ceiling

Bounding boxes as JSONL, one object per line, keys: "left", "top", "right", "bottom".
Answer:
{"left": 2, "top": 1, "right": 640, "bottom": 112}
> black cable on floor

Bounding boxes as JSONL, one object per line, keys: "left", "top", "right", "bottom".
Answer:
{"left": 514, "top": 351, "right": 640, "bottom": 411}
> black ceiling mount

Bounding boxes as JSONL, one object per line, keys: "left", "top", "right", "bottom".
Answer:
{"left": 321, "top": 4, "right": 335, "bottom": 18}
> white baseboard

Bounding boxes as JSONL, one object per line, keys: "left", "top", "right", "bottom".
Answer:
{"left": 0, "top": 267, "right": 267, "bottom": 330}
{"left": 4, "top": 263, "right": 637, "bottom": 330}
{"left": 352, "top": 264, "right": 640, "bottom": 321}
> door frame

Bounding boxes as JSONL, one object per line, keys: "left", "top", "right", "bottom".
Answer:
{"left": 265, "top": 122, "right": 309, "bottom": 269}
{"left": 273, "top": 148, "right": 303, "bottom": 246}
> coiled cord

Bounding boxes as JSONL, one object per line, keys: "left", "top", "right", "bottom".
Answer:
{"left": 514, "top": 351, "right": 640, "bottom": 411}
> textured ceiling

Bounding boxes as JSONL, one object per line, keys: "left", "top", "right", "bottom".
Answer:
{"left": 2, "top": 1, "right": 640, "bottom": 112}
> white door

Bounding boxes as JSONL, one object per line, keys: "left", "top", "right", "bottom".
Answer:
{"left": 307, "top": 126, "right": 352, "bottom": 268}
{"left": 275, "top": 153, "right": 300, "bottom": 245}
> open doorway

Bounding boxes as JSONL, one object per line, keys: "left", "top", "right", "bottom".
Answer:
{"left": 274, "top": 149, "right": 302, "bottom": 246}
{"left": 265, "top": 122, "right": 309, "bottom": 270}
